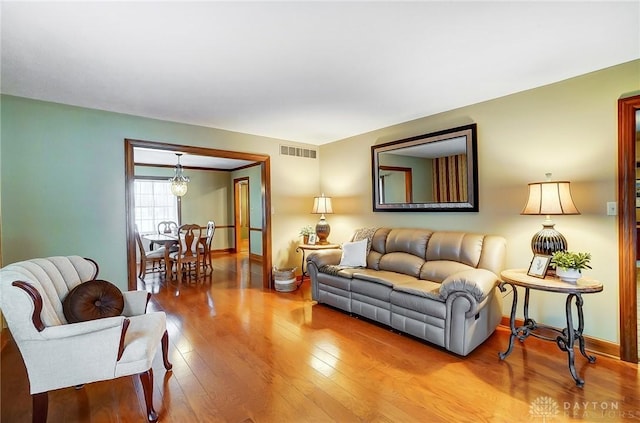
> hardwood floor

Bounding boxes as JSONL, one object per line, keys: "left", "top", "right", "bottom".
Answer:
{"left": 2, "top": 252, "right": 639, "bottom": 422}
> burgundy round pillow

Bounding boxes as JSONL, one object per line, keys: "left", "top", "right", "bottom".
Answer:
{"left": 63, "top": 280, "right": 124, "bottom": 323}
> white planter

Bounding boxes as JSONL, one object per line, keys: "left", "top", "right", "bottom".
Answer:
{"left": 556, "top": 267, "right": 581, "bottom": 283}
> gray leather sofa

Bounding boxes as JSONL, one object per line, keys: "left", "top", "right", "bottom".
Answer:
{"left": 307, "top": 228, "right": 506, "bottom": 356}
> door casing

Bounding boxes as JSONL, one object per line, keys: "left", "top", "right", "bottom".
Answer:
{"left": 124, "top": 139, "right": 272, "bottom": 290}
{"left": 618, "top": 95, "right": 639, "bottom": 362}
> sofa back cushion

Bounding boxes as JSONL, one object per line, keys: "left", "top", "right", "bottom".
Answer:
{"left": 379, "top": 252, "right": 425, "bottom": 278}
{"left": 368, "top": 228, "right": 432, "bottom": 276}
{"left": 420, "top": 260, "right": 476, "bottom": 283}
{"left": 425, "top": 232, "right": 484, "bottom": 266}
{"left": 385, "top": 229, "right": 433, "bottom": 257}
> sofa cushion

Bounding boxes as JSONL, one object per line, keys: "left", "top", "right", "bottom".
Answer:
{"left": 352, "top": 227, "right": 378, "bottom": 255}
{"left": 63, "top": 280, "right": 124, "bottom": 323}
{"left": 352, "top": 269, "right": 418, "bottom": 287}
{"left": 392, "top": 280, "right": 443, "bottom": 301}
{"left": 379, "top": 252, "right": 425, "bottom": 278}
{"left": 385, "top": 228, "right": 432, "bottom": 258}
{"left": 339, "top": 239, "right": 368, "bottom": 267}
{"left": 420, "top": 260, "right": 476, "bottom": 283}
{"left": 425, "top": 232, "right": 484, "bottom": 268}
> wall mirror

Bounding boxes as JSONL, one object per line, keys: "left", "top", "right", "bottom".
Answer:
{"left": 372, "top": 123, "right": 478, "bottom": 212}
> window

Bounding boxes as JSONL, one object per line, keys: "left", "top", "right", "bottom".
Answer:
{"left": 134, "top": 179, "right": 178, "bottom": 234}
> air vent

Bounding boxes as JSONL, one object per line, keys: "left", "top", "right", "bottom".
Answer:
{"left": 280, "top": 145, "right": 317, "bottom": 159}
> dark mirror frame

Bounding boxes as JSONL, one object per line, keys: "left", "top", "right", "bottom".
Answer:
{"left": 372, "top": 123, "right": 478, "bottom": 212}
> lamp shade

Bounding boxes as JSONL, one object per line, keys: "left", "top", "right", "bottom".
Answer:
{"left": 521, "top": 176, "right": 579, "bottom": 257}
{"left": 521, "top": 181, "right": 579, "bottom": 215}
{"left": 311, "top": 195, "right": 333, "bottom": 245}
{"left": 311, "top": 196, "right": 333, "bottom": 215}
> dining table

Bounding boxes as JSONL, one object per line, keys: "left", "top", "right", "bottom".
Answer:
{"left": 143, "top": 232, "right": 209, "bottom": 279}
{"left": 143, "top": 233, "right": 179, "bottom": 279}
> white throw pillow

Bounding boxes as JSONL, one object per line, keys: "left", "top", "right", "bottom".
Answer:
{"left": 339, "top": 239, "right": 368, "bottom": 267}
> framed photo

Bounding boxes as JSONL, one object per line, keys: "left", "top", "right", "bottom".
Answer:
{"left": 527, "top": 254, "right": 552, "bottom": 278}
{"left": 307, "top": 234, "right": 317, "bottom": 245}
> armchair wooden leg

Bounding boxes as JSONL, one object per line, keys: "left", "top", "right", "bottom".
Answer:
{"left": 161, "top": 330, "right": 173, "bottom": 370}
{"left": 139, "top": 368, "right": 158, "bottom": 423}
{"left": 32, "top": 392, "right": 48, "bottom": 423}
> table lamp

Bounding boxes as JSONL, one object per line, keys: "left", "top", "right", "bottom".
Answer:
{"left": 311, "top": 194, "right": 333, "bottom": 245}
{"left": 521, "top": 173, "right": 580, "bottom": 255}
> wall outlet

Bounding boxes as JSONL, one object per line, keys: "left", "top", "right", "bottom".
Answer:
{"left": 607, "top": 202, "right": 617, "bottom": 216}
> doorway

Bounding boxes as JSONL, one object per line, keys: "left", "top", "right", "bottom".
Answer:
{"left": 234, "top": 178, "right": 250, "bottom": 254}
{"left": 618, "top": 95, "right": 640, "bottom": 363}
{"left": 124, "top": 138, "right": 272, "bottom": 290}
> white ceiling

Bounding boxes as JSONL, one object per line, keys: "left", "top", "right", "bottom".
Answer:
{"left": 134, "top": 147, "right": 256, "bottom": 170}
{"left": 1, "top": 1, "right": 639, "bottom": 145}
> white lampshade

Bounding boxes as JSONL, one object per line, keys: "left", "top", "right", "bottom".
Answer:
{"left": 311, "top": 195, "right": 333, "bottom": 215}
{"left": 521, "top": 181, "right": 579, "bottom": 215}
{"left": 521, "top": 174, "right": 580, "bottom": 256}
{"left": 311, "top": 194, "right": 333, "bottom": 245}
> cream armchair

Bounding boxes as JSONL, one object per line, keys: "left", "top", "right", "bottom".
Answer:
{"left": 0, "top": 256, "right": 172, "bottom": 423}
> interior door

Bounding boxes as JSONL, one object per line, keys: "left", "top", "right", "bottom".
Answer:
{"left": 234, "top": 178, "right": 250, "bottom": 253}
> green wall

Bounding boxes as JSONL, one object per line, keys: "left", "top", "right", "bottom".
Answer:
{"left": 0, "top": 96, "right": 318, "bottom": 287}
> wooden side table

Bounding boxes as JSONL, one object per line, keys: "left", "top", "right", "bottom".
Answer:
{"left": 499, "top": 269, "right": 603, "bottom": 387}
{"left": 296, "top": 243, "right": 340, "bottom": 282}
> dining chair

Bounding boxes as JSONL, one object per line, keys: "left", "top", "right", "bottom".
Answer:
{"left": 134, "top": 225, "right": 167, "bottom": 279}
{"left": 157, "top": 221, "right": 178, "bottom": 235}
{"left": 169, "top": 224, "right": 203, "bottom": 285}
{"left": 156, "top": 221, "right": 179, "bottom": 252}
{"left": 200, "top": 220, "right": 216, "bottom": 272}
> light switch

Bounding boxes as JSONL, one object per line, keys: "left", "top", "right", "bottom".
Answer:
{"left": 606, "top": 202, "right": 617, "bottom": 216}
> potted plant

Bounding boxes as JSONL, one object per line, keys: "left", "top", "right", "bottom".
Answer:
{"left": 551, "top": 251, "right": 592, "bottom": 283}
{"left": 299, "top": 225, "right": 314, "bottom": 244}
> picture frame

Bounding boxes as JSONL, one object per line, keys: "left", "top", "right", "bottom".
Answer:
{"left": 527, "top": 254, "right": 552, "bottom": 278}
{"left": 307, "top": 233, "right": 317, "bottom": 245}
{"left": 636, "top": 179, "right": 640, "bottom": 208}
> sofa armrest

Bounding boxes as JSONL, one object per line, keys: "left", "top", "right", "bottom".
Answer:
{"left": 122, "top": 291, "right": 151, "bottom": 317}
{"left": 41, "top": 315, "right": 126, "bottom": 340}
{"left": 439, "top": 269, "right": 499, "bottom": 302}
{"left": 307, "top": 249, "right": 343, "bottom": 268}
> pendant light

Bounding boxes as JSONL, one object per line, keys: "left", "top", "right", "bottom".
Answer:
{"left": 169, "top": 153, "right": 190, "bottom": 196}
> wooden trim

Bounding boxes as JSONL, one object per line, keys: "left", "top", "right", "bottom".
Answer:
{"left": 379, "top": 165, "right": 413, "bottom": 203}
{"left": 499, "top": 317, "right": 619, "bottom": 358}
{"left": 12, "top": 281, "right": 45, "bottom": 332}
{"left": 161, "top": 330, "right": 172, "bottom": 370}
{"left": 84, "top": 257, "right": 100, "bottom": 279}
{"left": 249, "top": 253, "right": 264, "bottom": 263}
{"left": 124, "top": 139, "right": 272, "bottom": 290}
{"left": 618, "top": 95, "right": 640, "bottom": 363}
{"left": 125, "top": 140, "right": 138, "bottom": 290}
{"left": 262, "top": 156, "right": 273, "bottom": 289}
{"left": 117, "top": 318, "right": 131, "bottom": 361}
{"left": 211, "top": 248, "right": 234, "bottom": 254}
